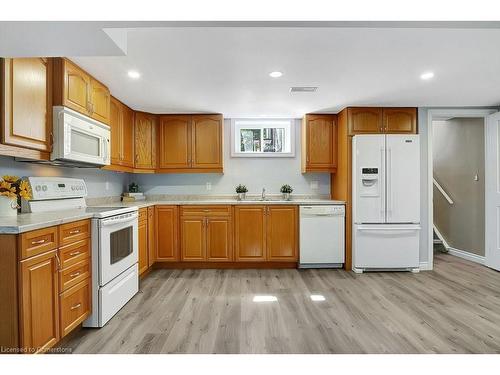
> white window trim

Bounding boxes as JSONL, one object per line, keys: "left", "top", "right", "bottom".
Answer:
{"left": 230, "top": 118, "right": 295, "bottom": 158}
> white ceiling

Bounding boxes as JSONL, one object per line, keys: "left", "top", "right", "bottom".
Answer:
{"left": 2, "top": 22, "right": 500, "bottom": 117}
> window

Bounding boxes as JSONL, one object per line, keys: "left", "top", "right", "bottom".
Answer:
{"left": 231, "top": 119, "right": 295, "bottom": 157}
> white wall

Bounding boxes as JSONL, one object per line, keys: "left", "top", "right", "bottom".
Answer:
{"left": 133, "top": 119, "right": 331, "bottom": 196}
{"left": 0, "top": 156, "right": 129, "bottom": 198}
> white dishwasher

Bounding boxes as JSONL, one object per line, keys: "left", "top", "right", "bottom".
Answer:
{"left": 299, "top": 205, "right": 345, "bottom": 268}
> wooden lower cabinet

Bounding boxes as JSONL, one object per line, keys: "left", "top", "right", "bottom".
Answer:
{"left": 59, "top": 278, "right": 90, "bottom": 337}
{"left": 180, "top": 216, "right": 206, "bottom": 261}
{"left": 206, "top": 217, "right": 232, "bottom": 261}
{"left": 234, "top": 205, "right": 298, "bottom": 262}
{"left": 147, "top": 206, "right": 156, "bottom": 267}
{"left": 138, "top": 212, "right": 149, "bottom": 275}
{"left": 155, "top": 206, "right": 179, "bottom": 261}
{"left": 267, "top": 206, "right": 298, "bottom": 261}
{"left": 19, "top": 250, "right": 60, "bottom": 353}
{"left": 234, "top": 206, "right": 267, "bottom": 261}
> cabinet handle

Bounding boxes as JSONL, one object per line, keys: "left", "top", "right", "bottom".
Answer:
{"left": 69, "top": 251, "right": 81, "bottom": 257}
{"left": 70, "top": 303, "right": 82, "bottom": 310}
{"left": 69, "top": 229, "right": 80, "bottom": 235}
{"left": 55, "top": 253, "right": 61, "bottom": 271}
{"left": 70, "top": 272, "right": 81, "bottom": 278}
{"left": 31, "top": 239, "right": 46, "bottom": 245}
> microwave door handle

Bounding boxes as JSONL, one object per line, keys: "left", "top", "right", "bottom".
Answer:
{"left": 102, "top": 138, "right": 108, "bottom": 162}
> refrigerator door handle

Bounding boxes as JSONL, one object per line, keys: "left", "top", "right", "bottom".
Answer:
{"left": 387, "top": 147, "right": 392, "bottom": 217}
{"left": 357, "top": 225, "right": 421, "bottom": 231}
{"left": 380, "top": 147, "right": 385, "bottom": 220}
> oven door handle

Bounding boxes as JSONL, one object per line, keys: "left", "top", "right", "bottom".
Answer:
{"left": 101, "top": 213, "right": 138, "bottom": 226}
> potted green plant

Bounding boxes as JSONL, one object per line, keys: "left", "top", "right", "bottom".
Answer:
{"left": 235, "top": 184, "right": 248, "bottom": 201}
{"left": 128, "top": 182, "right": 139, "bottom": 193}
{"left": 0, "top": 175, "right": 32, "bottom": 217}
{"left": 280, "top": 184, "right": 293, "bottom": 201}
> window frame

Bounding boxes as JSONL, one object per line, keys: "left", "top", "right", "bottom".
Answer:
{"left": 230, "top": 118, "right": 295, "bottom": 158}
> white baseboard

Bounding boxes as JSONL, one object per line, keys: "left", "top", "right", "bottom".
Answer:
{"left": 419, "top": 261, "right": 432, "bottom": 271}
{"left": 447, "top": 247, "right": 485, "bottom": 265}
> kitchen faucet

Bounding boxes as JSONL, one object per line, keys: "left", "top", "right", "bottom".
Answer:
{"left": 261, "top": 188, "right": 266, "bottom": 201}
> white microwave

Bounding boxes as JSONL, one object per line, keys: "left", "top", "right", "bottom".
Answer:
{"left": 51, "top": 106, "right": 111, "bottom": 167}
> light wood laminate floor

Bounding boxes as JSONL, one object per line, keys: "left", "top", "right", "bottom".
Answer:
{"left": 63, "top": 253, "right": 500, "bottom": 353}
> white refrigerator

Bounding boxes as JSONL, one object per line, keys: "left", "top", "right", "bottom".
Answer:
{"left": 352, "top": 134, "right": 420, "bottom": 272}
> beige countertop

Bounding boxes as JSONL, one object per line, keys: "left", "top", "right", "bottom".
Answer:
{"left": 0, "top": 197, "right": 345, "bottom": 234}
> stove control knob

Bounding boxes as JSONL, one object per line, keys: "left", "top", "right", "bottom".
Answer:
{"left": 71, "top": 186, "right": 75, "bottom": 191}
{"left": 35, "top": 185, "right": 41, "bottom": 192}
{"left": 42, "top": 185, "right": 47, "bottom": 192}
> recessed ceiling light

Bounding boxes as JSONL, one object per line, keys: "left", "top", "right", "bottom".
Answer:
{"left": 310, "top": 294, "right": 326, "bottom": 302}
{"left": 127, "top": 70, "right": 141, "bottom": 79}
{"left": 253, "top": 295, "right": 278, "bottom": 302}
{"left": 420, "top": 71, "right": 434, "bottom": 80}
{"left": 269, "top": 71, "right": 283, "bottom": 78}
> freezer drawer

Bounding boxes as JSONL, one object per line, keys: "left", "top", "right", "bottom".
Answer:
{"left": 353, "top": 224, "right": 420, "bottom": 270}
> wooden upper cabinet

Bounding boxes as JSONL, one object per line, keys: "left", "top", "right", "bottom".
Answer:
{"left": 19, "top": 250, "right": 60, "bottom": 353}
{"left": 266, "top": 206, "right": 298, "bottom": 261}
{"left": 234, "top": 206, "right": 267, "bottom": 261}
{"left": 90, "top": 79, "right": 110, "bottom": 124}
{"left": 347, "top": 107, "right": 383, "bottom": 135}
{"left": 109, "top": 97, "right": 122, "bottom": 165}
{"left": 180, "top": 216, "right": 206, "bottom": 261}
{"left": 158, "top": 115, "right": 191, "bottom": 169}
{"left": 135, "top": 112, "right": 157, "bottom": 169}
{"left": 206, "top": 216, "right": 232, "bottom": 261}
{"left": 155, "top": 206, "right": 179, "bottom": 262}
{"left": 109, "top": 96, "right": 134, "bottom": 168}
{"left": 302, "top": 114, "right": 337, "bottom": 172}
{"left": 53, "top": 58, "right": 110, "bottom": 124}
{"left": 1, "top": 58, "right": 53, "bottom": 152}
{"left": 121, "top": 105, "right": 135, "bottom": 167}
{"left": 383, "top": 108, "right": 417, "bottom": 134}
{"left": 191, "top": 114, "right": 223, "bottom": 169}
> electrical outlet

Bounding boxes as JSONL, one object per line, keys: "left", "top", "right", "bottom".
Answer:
{"left": 206, "top": 182, "right": 212, "bottom": 191}
{"left": 105, "top": 181, "right": 110, "bottom": 191}
{"left": 310, "top": 180, "right": 319, "bottom": 190}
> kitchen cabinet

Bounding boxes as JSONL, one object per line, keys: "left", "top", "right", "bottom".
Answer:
{"left": 234, "top": 205, "right": 298, "bottom": 262}
{"left": 180, "top": 206, "right": 233, "bottom": 262}
{"left": 347, "top": 107, "right": 417, "bottom": 135}
{"left": 1, "top": 58, "right": 53, "bottom": 155}
{"left": 135, "top": 112, "right": 157, "bottom": 169}
{"left": 59, "top": 278, "right": 90, "bottom": 337}
{"left": 383, "top": 108, "right": 417, "bottom": 133}
{"left": 301, "top": 114, "right": 337, "bottom": 173}
{"left": 234, "top": 206, "right": 267, "bottom": 261}
{"left": 155, "top": 206, "right": 179, "bottom": 261}
{"left": 19, "top": 250, "right": 60, "bottom": 353}
{"left": 266, "top": 206, "right": 298, "bottom": 261}
{"left": 53, "top": 58, "right": 110, "bottom": 124}
{"left": 158, "top": 114, "right": 223, "bottom": 172}
{"left": 109, "top": 96, "right": 135, "bottom": 168}
{"left": 147, "top": 206, "right": 156, "bottom": 267}
{"left": 138, "top": 208, "right": 149, "bottom": 275}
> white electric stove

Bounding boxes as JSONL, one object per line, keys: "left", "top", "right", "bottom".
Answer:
{"left": 22, "top": 177, "right": 139, "bottom": 328}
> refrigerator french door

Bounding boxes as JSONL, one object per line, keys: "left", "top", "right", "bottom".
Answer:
{"left": 352, "top": 134, "right": 420, "bottom": 272}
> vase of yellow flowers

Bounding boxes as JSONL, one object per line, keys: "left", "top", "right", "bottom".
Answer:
{"left": 0, "top": 176, "right": 31, "bottom": 217}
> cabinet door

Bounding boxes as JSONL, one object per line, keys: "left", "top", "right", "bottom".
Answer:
{"left": 191, "top": 114, "right": 223, "bottom": 169}
{"left": 155, "top": 206, "right": 179, "bottom": 261}
{"left": 90, "top": 79, "right": 110, "bottom": 125}
{"left": 19, "top": 250, "right": 60, "bottom": 353}
{"left": 181, "top": 216, "right": 206, "bottom": 261}
{"left": 135, "top": 112, "right": 157, "bottom": 169}
{"left": 234, "top": 206, "right": 266, "bottom": 261}
{"left": 383, "top": 108, "right": 417, "bottom": 134}
{"left": 120, "top": 105, "right": 135, "bottom": 167}
{"left": 109, "top": 97, "right": 122, "bottom": 165}
{"left": 138, "top": 217, "right": 149, "bottom": 275}
{"left": 266, "top": 206, "right": 298, "bottom": 261}
{"left": 63, "top": 59, "right": 91, "bottom": 116}
{"left": 158, "top": 115, "right": 191, "bottom": 169}
{"left": 207, "top": 216, "right": 232, "bottom": 261}
{"left": 1, "top": 58, "right": 53, "bottom": 152}
{"left": 147, "top": 206, "right": 156, "bottom": 267}
{"left": 347, "top": 107, "right": 383, "bottom": 135}
{"left": 304, "top": 114, "right": 336, "bottom": 171}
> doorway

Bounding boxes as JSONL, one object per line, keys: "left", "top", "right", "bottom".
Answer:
{"left": 427, "top": 109, "right": 495, "bottom": 268}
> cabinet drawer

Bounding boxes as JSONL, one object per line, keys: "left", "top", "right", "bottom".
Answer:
{"left": 59, "top": 238, "right": 90, "bottom": 268}
{"left": 59, "top": 258, "right": 90, "bottom": 292}
{"left": 180, "top": 205, "right": 232, "bottom": 217}
{"left": 59, "top": 219, "right": 90, "bottom": 247}
{"left": 59, "top": 278, "right": 91, "bottom": 337}
{"left": 20, "top": 226, "right": 58, "bottom": 260}
{"left": 139, "top": 208, "right": 148, "bottom": 223}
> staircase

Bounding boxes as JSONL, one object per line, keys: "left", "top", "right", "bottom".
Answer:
{"left": 433, "top": 228, "right": 448, "bottom": 254}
